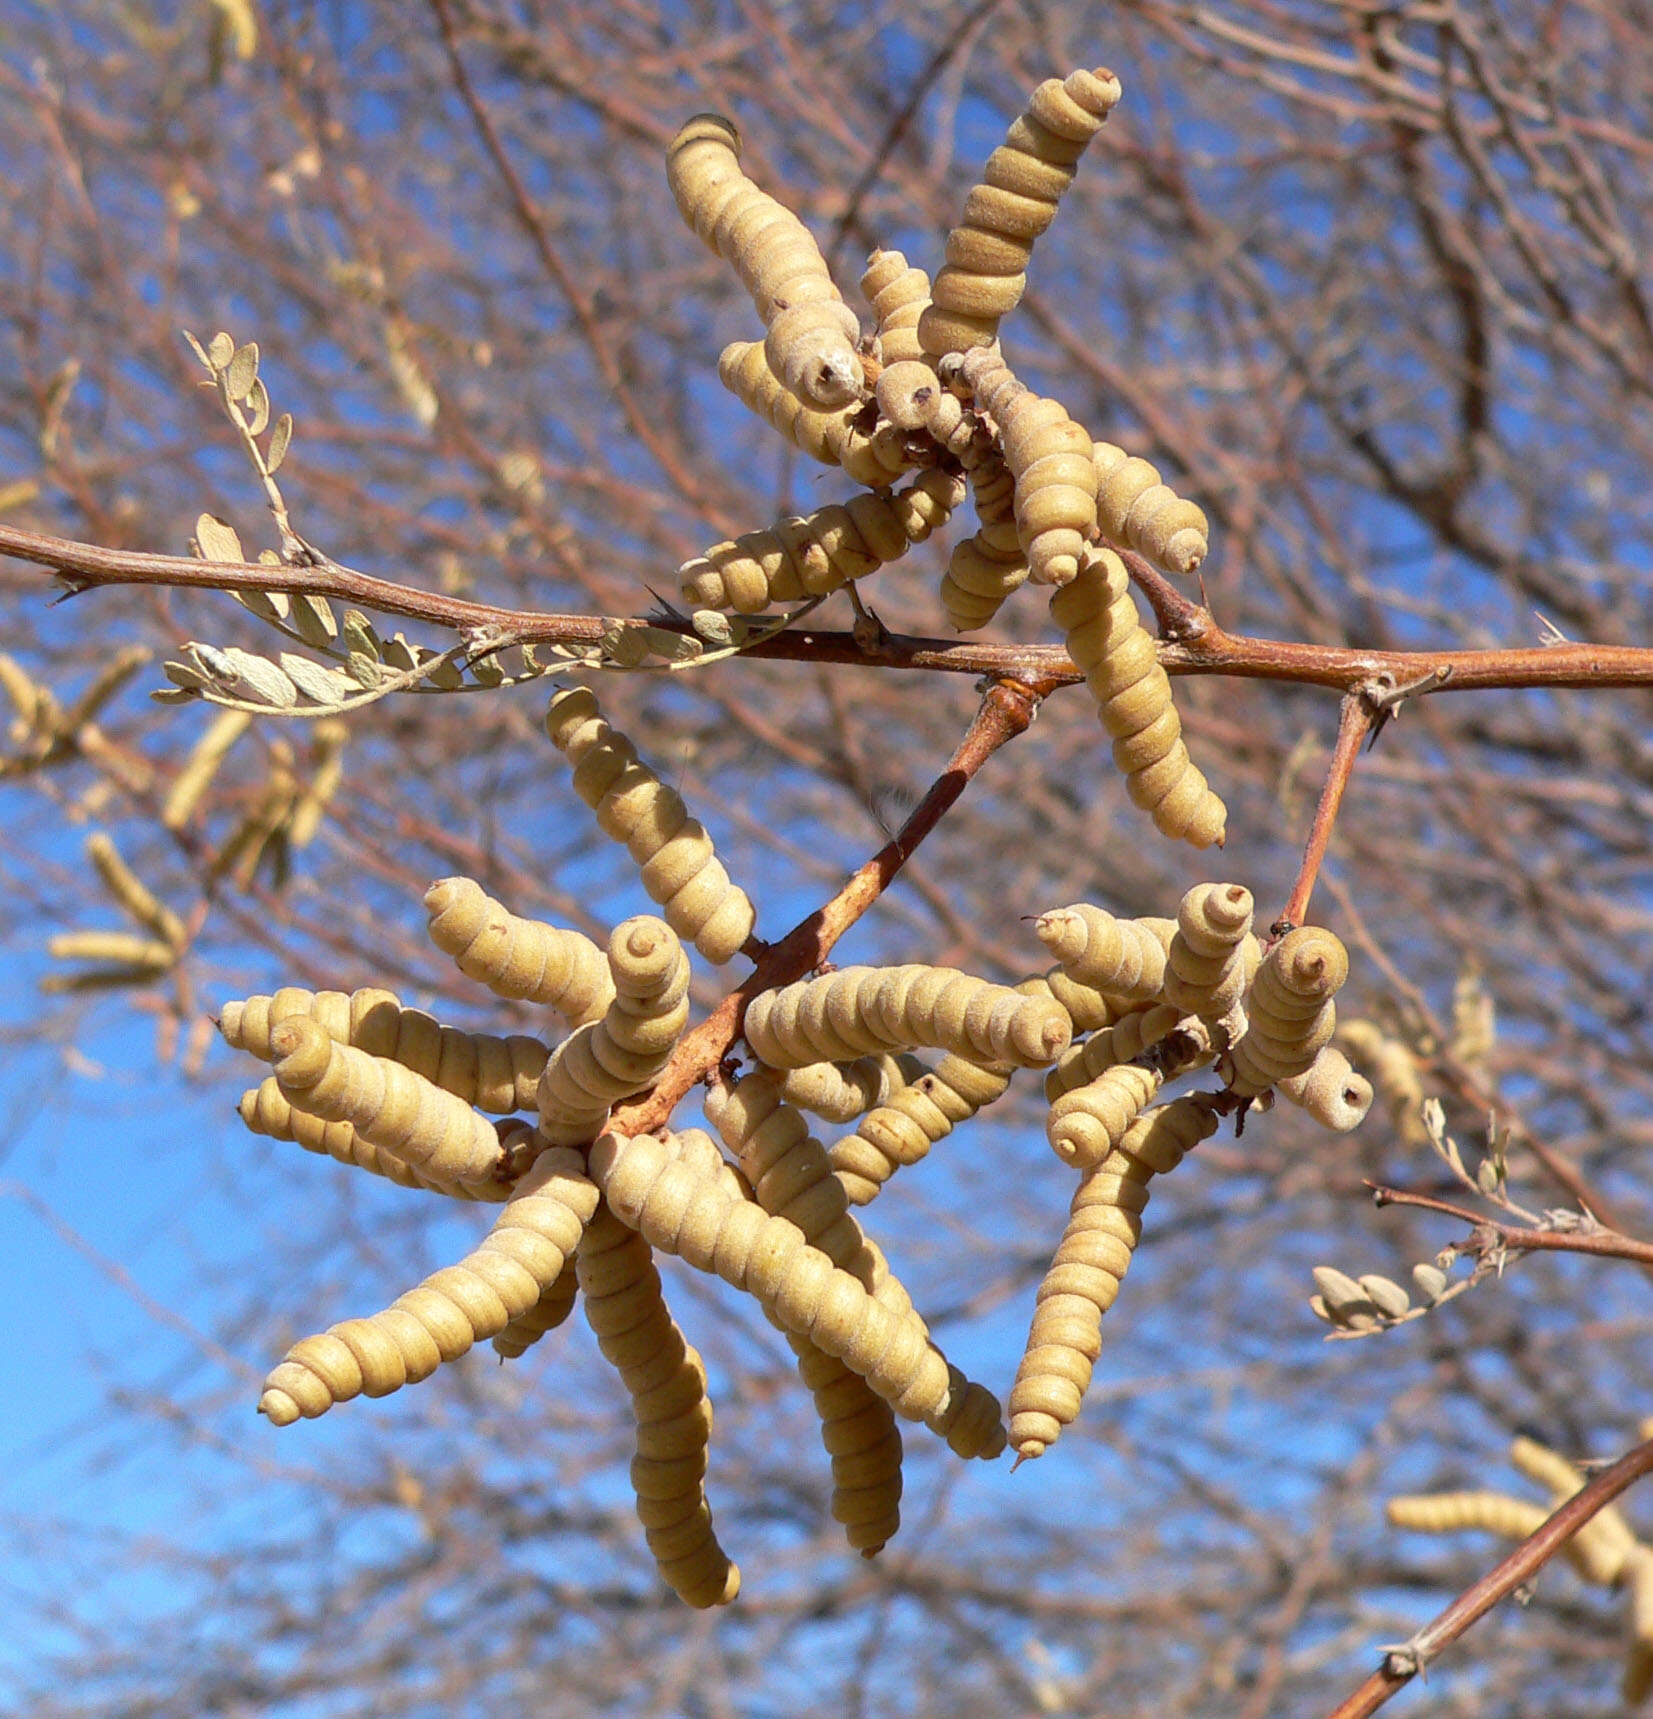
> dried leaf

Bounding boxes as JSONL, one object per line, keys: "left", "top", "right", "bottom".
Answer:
{"left": 468, "top": 653, "right": 505, "bottom": 687}
{"left": 380, "top": 633, "right": 419, "bottom": 673}
{"left": 233, "top": 588, "right": 290, "bottom": 624}
{"left": 1411, "top": 1262, "right": 1449, "bottom": 1302}
{"left": 182, "top": 329, "right": 212, "bottom": 369}
{"left": 419, "top": 651, "right": 464, "bottom": 691}
{"left": 245, "top": 376, "right": 271, "bottom": 438}
{"left": 341, "top": 610, "right": 381, "bottom": 657}
{"left": 206, "top": 331, "right": 235, "bottom": 370}
{"left": 223, "top": 341, "right": 260, "bottom": 403}
{"left": 278, "top": 654, "right": 353, "bottom": 705}
{"left": 220, "top": 648, "right": 297, "bottom": 709}
{"left": 194, "top": 513, "right": 245, "bottom": 564}
{"left": 289, "top": 594, "right": 338, "bottom": 648}
{"left": 344, "top": 652, "right": 385, "bottom": 688}
{"left": 267, "top": 412, "right": 293, "bottom": 474}
{"left": 1358, "top": 1275, "right": 1413, "bottom": 1319}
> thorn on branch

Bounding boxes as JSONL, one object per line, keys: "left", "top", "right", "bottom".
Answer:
{"left": 1360, "top": 665, "right": 1454, "bottom": 744}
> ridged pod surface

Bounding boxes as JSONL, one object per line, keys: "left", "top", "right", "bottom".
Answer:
{"left": 537, "top": 917, "right": 691, "bottom": 1148}
{"left": 238, "top": 1078, "right": 512, "bottom": 1201}
{"left": 1226, "top": 927, "right": 1349, "bottom": 1097}
{"left": 1045, "top": 1061, "right": 1162, "bottom": 1169}
{"left": 679, "top": 468, "right": 964, "bottom": 614}
{"left": 1162, "top": 883, "right": 1256, "bottom": 1023}
{"left": 829, "top": 1050, "right": 1015, "bottom": 1205}
{"left": 258, "top": 1147, "right": 599, "bottom": 1424}
{"left": 1035, "top": 903, "right": 1176, "bottom": 1002}
{"left": 777, "top": 1053, "right": 926, "bottom": 1125}
{"left": 861, "top": 248, "right": 932, "bottom": 368}
{"left": 717, "top": 340, "right": 912, "bottom": 487}
{"left": 1050, "top": 548, "right": 1227, "bottom": 848}
{"left": 221, "top": 984, "right": 548, "bottom": 1115}
{"left": 667, "top": 115, "right": 863, "bottom": 409}
{"left": 1010, "top": 1097, "right": 1217, "bottom": 1459}
{"left": 544, "top": 687, "right": 756, "bottom": 965}
{"left": 917, "top": 67, "right": 1123, "bottom": 357}
{"left": 1626, "top": 1552, "right": 1653, "bottom": 1703}
{"left": 744, "top": 964, "right": 1071, "bottom": 1070}
{"left": 1386, "top": 1485, "right": 1620, "bottom": 1589}
{"left": 1092, "top": 441, "right": 1209, "bottom": 576}
{"left": 491, "top": 1256, "right": 579, "bottom": 1359}
{"left": 270, "top": 1018, "right": 509, "bottom": 1191}
{"left": 1276, "top": 1045, "right": 1374, "bottom": 1132}
{"left": 577, "top": 1198, "right": 740, "bottom": 1607}
{"left": 1024, "top": 965, "right": 1122, "bottom": 1035}
{"left": 955, "top": 345, "right": 1096, "bottom": 587}
{"left": 1043, "top": 1003, "right": 1203, "bottom": 1102}
{"left": 591, "top": 1130, "right": 999, "bottom": 1450}
{"left": 1508, "top": 1435, "right": 1638, "bottom": 1586}
{"left": 423, "top": 876, "right": 615, "bottom": 1027}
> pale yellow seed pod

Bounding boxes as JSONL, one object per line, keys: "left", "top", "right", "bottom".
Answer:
{"left": 679, "top": 468, "right": 964, "bottom": 614}
{"left": 745, "top": 964, "right": 1070, "bottom": 1070}
{"left": 716, "top": 340, "right": 910, "bottom": 486}
{"left": 786, "top": 1327, "right": 904, "bottom": 1556}
{"left": 1163, "top": 883, "right": 1255, "bottom": 1021}
{"left": 1277, "top": 1045, "right": 1374, "bottom": 1132}
{"left": 270, "top": 1018, "right": 508, "bottom": 1190}
{"left": 667, "top": 114, "right": 863, "bottom": 409}
{"left": 777, "top": 1053, "right": 926, "bottom": 1125}
{"left": 1335, "top": 1019, "right": 1432, "bottom": 1148}
{"left": 591, "top": 1131, "right": 998, "bottom": 1450}
{"left": 1049, "top": 547, "right": 1227, "bottom": 848}
{"left": 577, "top": 1199, "right": 739, "bottom": 1607}
{"left": 85, "top": 831, "right": 186, "bottom": 949}
{"left": 257, "top": 1146, "right": 599, "bottom": 1425}
{"left": 1046, "top": 1062, "right": 1162, "bottom": 1169}
{"left": 491, "top": 1255, "right": 580, "bottom": 1359}
{"left": 861, "top": 248, "right": 932, "bottom": 367}
{"left": 1624, "top": 1548, "right": 1653, "bottom": 1703}
{"left": 1226, "top": 928, "right": 1349, "bottom": 1098}
{"left": 1023, "top": 965, "right": 1122, "bottom": 1035}
{"left": 1509, "top": 1435, "right": 1638, "bottom": 1585}
{"left": 1386, "top": 1492, "right": 1552, "bottom": 1540}
{"left": 1092, "top": 440, "right": 1210, "bottom": 575}
{"left": 918, "top": 67, "right": 1123, "bottom": 357}
{"left": 1010, "top": 1096, "right": 1218, "bottom": 1459}
{"left": 1043, "top": 1003, "right": 1201, "bottom": 1102}
{"left": 544, "top": 687, "right": 756, "bottom": 965}
{"left": 1034, "top": 904, "right": 1176, "bottom": 1001}
{"left": 424, "top": 876, "right": 615, "bottom": 1027}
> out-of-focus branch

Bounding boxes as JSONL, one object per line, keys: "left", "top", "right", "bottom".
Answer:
{"left": 1369, "top": 1183, "right": 1653, "bottom": 1269}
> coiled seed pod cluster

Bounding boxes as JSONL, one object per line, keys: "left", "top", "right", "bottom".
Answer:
{"left": 861, "top": 248, "right": 932, "bottom": 368}
{"left": 1162, "top": 883, "right": 1257, "bottom": 1026}
{"left": 1035, "top": 903, "right": 1175, "bottom": 1002}
{"left": 1092, "top": 441, "right": 1210, "bottom": 576}
{"left": 1225, "top": 927, "right": 1349, "bottom": 1097}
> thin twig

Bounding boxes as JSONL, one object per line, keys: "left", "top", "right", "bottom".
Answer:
{"left": 1324, "top": 1436, "right": 1653, "bottom": 1719}
{"left": 1280, "top": 690, "right": 1373, "bottom": 930}
{"left": 1370, "top": 1182, "right": 1653, "bottom": 1267}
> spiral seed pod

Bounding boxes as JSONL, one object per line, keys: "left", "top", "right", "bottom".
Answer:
{"left": 829, "top": 1050, "right": 1015, "bottom": 1205}
{"left": 1046, "top": 1061, "right": 1162, "bottom": 1169}
{"left": 1276, "top": 1045, "right": 1374, "bottom": 1132}
{"left": 918, "top": 67, "right": 1123, "bottom": 357}
{"left": 1624, "top": 1550, "right": 1653, "bottom": 1704}
{"left": 1092, "top": 441, "right": 1209, "bottom": 576}
{"left": 786, "top": 1326, "right": 904, "bottom": 1556}
{"left": 940, "top": 518, "right": 1029, "bottom": 632}
{"left": 1336, "top": 1019, "right": 1432, "bottom": 1148}
{"left": 679, "top": 468, "right": 964, "bottom": 614}
{"left": 744, "top": 964, "right": 1071, "bottom": 1071}
{"left": 238, "top": 1079, "right": 512, "bottom": 1201}
{"left": 1034, "top": 904, "right": 1177, "bottom": 1002}
{"left": 222, "top": 985, "right": 549, "bottom": 1115}
{"left": 776, "top": 1053, "right": 926, "bottom": 1125}
{"left": 424, "top": 876, "right": 615, "bottom": 1027}
{"left": 1023, "top": 965, "right": 1122, "bottom": 1035}
{"left": 717, "top": 340, "right": 911, "bottom": 487}
{"left": 1050, "top": 547, "right": 1228, "bottom": 848}
{"left": 668, "top": 114, "right": 863, "bottom": 409}
{"left": 258, "top": 1146, "right": 599, "bottom": 1425}
{"left": 576, "top": 1198, "right": 740, "bottom": 1607}
{"left": 492, "top": 1255, "right": 580, "bottom": 1359}
{"left": 1162, "top": 884, "right": 1256, "bottom": 1024}
{"left": 544, "top": 687, "right": 756, "bottom": 965}
{"left": 591, "top": 1130, "right": 996, "bottom": 1450}
{"left": 1226, "top": 927, "right": 1349, "bottom": 1097}
{"left": 537, "top": 917, "right": 691, "bottom": 1148}
{"left": 1043, "top": 1003, "right": 1206, "bottom": 1102}
{"left": 1386, "top": 1492, "right": 1552, "bottom": 1541}
{"left": 270, "top": 1018, "right": 509, "bottom": 1191}
{"left": 1509, "top": 1435, "right": 1638, "bottom": 1586}
{"left": 953, "top": 345, "right": 1096, "bottom": 587}
{"left": 1010, "top": 1096, "right": 1218, "bottom": 1459}
{"left": 861, "top": 248, "right": 932, "bottom": 368}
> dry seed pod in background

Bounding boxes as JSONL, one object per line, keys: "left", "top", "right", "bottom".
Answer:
{"left": 424, "top": 875, "right": 615, "bottom": 1027}
{"left": 667, "top": 115, "right": 863, "bottom": 409}
{"left": 544, "top": 687, "right": 756, "bottom": 965}
{"left": 238, "top": 1078, "right": 512, "bottom": 1201}
{"left": 1034, "top": 904, "right": 1176, "bottom": 1002}
{"left": 1386, "top": 1491, "right": 1552, "bottom": 1542}
{"left": 716, "top": 341, "right": 912, "bottom": 488}
{"left": 1225, "top": 927, "right": 1349, "bottom": 1097}
{"left": 829, "top": 1050, "right": 1015, "bottom": 1205}
{"left": 1336, "top": 1018, "right": 1432, "bottom": 1148}
{"left": 537, "top": 916, "right": 691, "bottom": 1148}
{"left": 918, "top": 67, "right": 1123, "bottom": 357}
{"left": 491, "top": 1255, "right": 579, "bottom": 1359}
{"left": 162, "top": 706, "right": 252, "bottom": 830}
{"left": 269, "top": 1018, "right": 511, "bottom": 1191}
{"left": 860, "top": 248, "right": 932, "bottom": 368}
{"left": 1625, "top": 1550, "right": 1653, "bottom": 1704}
{"left": 1049, "top": 547, "right": 1227, "bottom": 848}
{"left": 1277, "top": 1045, "right": 1374, "bottom": 1132}
{"left": 1163, "top": 884, "right": 1255, "bottom": 1023}
{"left": 743, "top": 964, "right": 1071, "bottom": 1070}
{"left": 1010, "top": 1096, "right": 1218, "bottom": 1460}
{"left": 1509, "top": 1435, "right": 1639, "bottom": 1586}
{"left": 221, "top": 985, "right": 549, "bottom": 1114}
{"left": 590, "top": 1130, "right": 1003, "bottom": 1454}
{"left": 576, "top": 1198, "right": 740, "bottom": 1607}
{"left": 777, "top": 1053, "right": 927, "bottom": 1125}
{"left": 678, "top": 468, "right": 964, "bottom": 614}
{"left": 954, "top": 345, "right": 1097, "bottom": 588}
{"left": 1092, "top": 441, "right": 1210, "bottom": 576}
{"left": 85, "top": 832, "right": 187, "bottom": 949}
{"left": 257, "top": 1146, "right": 599, "bottom": 1425}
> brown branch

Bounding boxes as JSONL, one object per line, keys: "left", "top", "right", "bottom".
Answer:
{"left": 612, "top": 676, "right": 1039, "bottom": 1132}
{"left": 1369, "top": 1182, "right": 1653, "bottom": 1267}
{"left": 1280, "top": 690, "right": 1373, "bottom": 930}
{"left": 1326, "top": 1435, "right": 1653, "bottom": 1719}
